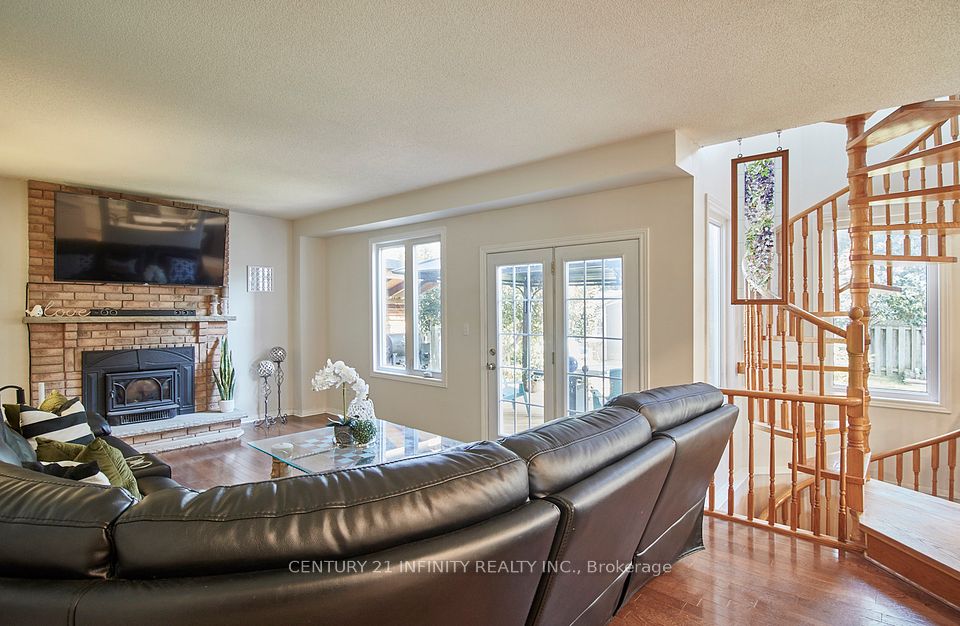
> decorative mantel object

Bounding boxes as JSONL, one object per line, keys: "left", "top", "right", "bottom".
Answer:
{"left": 212, "top": 337, "right": 236, "bottom": 412}
{"left": 311, "top": 359, "right": 376, "bottom": 448}
{"left": 731, "top": 146, "right": 789, "bottom": 304}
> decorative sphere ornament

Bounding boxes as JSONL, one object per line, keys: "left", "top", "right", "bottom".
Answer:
{"left": 270, "top": 346, "right": 287, "bottom": 363}
{"left": 258, "top": 360, "right": 276, "bottom": 377}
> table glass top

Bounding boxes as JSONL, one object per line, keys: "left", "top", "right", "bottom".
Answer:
{"left": 246, "top": 419, "right": 464, "bottom": 474}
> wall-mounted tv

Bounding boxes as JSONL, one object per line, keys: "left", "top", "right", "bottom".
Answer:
{"left": 54, "top": 192, "right": 227, "bottom": 286}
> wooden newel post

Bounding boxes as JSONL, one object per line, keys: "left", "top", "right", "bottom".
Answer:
{"left": 845, "top": 114, "right": 872, "bottom": 514}
{"left": 845, "top": 307, "right": 869, "bottom": 512}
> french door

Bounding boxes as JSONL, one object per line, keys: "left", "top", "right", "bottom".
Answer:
{"left": 486, "top": 240, "right": 641, "bottom": 437}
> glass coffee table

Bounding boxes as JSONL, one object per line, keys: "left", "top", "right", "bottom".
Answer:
{"left": 247, "top": 418, "right": 464, "bottom": 478}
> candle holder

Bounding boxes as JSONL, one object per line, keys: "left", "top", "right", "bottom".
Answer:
{"left": 255, "top": 360, "right": 277, "bottom": 428}
{"left": 270, "top": 346, "right": 288, "bottom": 425}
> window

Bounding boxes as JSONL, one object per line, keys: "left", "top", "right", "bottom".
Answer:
{"left": 374, "top": 233, "right": 444, "bottom": 382}
{"left": 832, "top": 230, "right": 940, "bottom": 403}
{"left": 706, "top": 216, "right": 727, "bottom": 386}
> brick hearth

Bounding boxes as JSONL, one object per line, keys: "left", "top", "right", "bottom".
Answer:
{"left": 25, "top": 180, "right": 231, "bottom": 411}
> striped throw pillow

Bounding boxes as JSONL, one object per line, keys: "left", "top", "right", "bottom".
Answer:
{"left": 16, "top": 398, "right": 95, "bottom": 450}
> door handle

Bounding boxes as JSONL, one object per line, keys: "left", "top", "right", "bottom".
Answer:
{"left": 486, "top": 363, "right": 497, "bottom": 371}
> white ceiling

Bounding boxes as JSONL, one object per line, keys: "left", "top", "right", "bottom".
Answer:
{"left": 1, "top": 1, "right": 958, "bottom": 218}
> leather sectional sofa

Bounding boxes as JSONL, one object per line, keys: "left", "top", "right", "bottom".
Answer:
{"left": 0, "top": 382, "right": 737, "bottom": 626}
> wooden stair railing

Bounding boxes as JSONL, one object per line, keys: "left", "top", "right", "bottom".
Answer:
{"left": 846, "top": 99, "right": 960, "bottom": 150}
{"left": 705, "top": 389, "right": 863, "bottom": 548}
{"left": 871, "top": 428, "right": 960, "bottom": 501}
{"left": 721, "top": 98, "right": 960, "bottom": 549}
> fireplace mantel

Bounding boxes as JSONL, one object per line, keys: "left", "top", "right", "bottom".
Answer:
{"left": 24, "top": 315, "right": 236, "bottom": 324}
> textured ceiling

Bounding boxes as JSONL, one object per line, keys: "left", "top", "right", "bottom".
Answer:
{"left": 1, "top": 1, "right": 958, "bottom": 218}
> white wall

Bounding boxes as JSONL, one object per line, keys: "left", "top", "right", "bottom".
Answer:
{"left": 316, "top": 177, "right": 695, "bottom": 442}
{"left": 292, "top": 235, "right": 328, "bottom": 417}
{"left": 0, "top": 177, "right": 29, "bottom": 398}
{"left": 225, "top": 212, "right": 296, "bottom": 418}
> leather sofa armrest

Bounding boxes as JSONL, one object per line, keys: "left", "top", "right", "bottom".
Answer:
{"left": 86, "top": 411, "right": 112, "bottom": 437}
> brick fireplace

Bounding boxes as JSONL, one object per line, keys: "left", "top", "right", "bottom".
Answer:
{"left": 25, "top": 180, "right": 231, "bottom": 412}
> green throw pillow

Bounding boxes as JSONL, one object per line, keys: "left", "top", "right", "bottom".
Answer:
{"left": 35, "top": 437, "right": 86, "bottom": 462}
{"left": 75, "top": 439, "right": 141, "bottom": 500}
{"left": 2, "top": 404, "right": 21, "bottom": 431}
{"left": 35, "top": 436, "right": 141, "bottom": 499}
{"left": 38, "top": 390, "right": 70, "bottom": 413}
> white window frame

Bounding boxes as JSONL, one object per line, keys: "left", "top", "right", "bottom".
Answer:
{"left": 829, "top": 225, "right": 943, "bottom": 408}
{"left": 370, "top": 228, "right": 446, "bottom": 387}
{"left": 706, "top": 195, "right": 732, "bottom": 387}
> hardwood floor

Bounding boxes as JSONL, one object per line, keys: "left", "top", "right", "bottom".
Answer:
{"left": 613, "top": 519, "right": 960, "bottom": 626}
{"left": 156, "top": 414, "right": 329, "bottom": 489}
{"left": 158, "top": 416, "right": 960, "bottom": 625}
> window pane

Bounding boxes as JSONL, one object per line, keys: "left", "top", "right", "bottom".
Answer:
{"left": 496, "top": 262, "right": 545, "bottom": 436}
{"left": 564, "top": 256, "right": 625, "bottom": 414}
{"left": 706, "top": 221, "right": 723, "bottom": 386}
{"left": 833, "top": 231, "right": 933, "bottom": 397}
{"left": 414, "top": 241, "right": 442, "bottom": 373}
{"left": 378, "top": 245, "right": 405, "bottom": 369}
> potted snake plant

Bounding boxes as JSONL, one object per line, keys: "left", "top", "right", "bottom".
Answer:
{"left": 213, "top": 337, "right": 237, "bottom": 412}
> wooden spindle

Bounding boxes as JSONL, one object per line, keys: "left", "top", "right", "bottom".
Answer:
{"left": 903, "top": 170, "right": 912, "bottom": 254}
{"left": 801, "top": 216, "right": 810, "bottom": 311}
{"left": 766, "top": 305, "right": 774, "bottom": 392}
{"left": 769, "top": 400, "right": 777, "bottom": 526}
{"left": 790, "top": 401, "right": 800, "bottom": 531}
{"left": 831, "top": 200, "right": 840, "bottom": 310}
{"left": 743, "top": 302, "right": 750, "bottom": 388}
{"left": 779, "top": 307, "right": 787, "bottom": 394}
{"left": 727, "top": 431, "right": 735, "bottom": 516}
{"left": 812, "top": 405, "right": 823, "bottom": 535}
{"left": 913, "top": 449, "right": 921, "bottom": 491}
{"left": 920, "top": 142, "right": 929, "bottom": 256}
{"left": 708, "top": 477, "right": 715, "bottom": 512}
{"left": 817, "top": 328, "right": 825, "bottom": 395}
{"left": 838, "top": 405, "right": 847, "bottom": 542}
{"left": 753, "top": 304, "right": 760, "bottom": 390}
{"left": 952, "top": 107, "right": 959, "bottom": 250}
{"left": 883, "top": 175, "right": 893, "bottom": 286}
{"left": 877, "top": 458, "right": 884, "bottom": 482}
{"left": 896, "top": 453, "right": 904, "bottom": 487}
{"left": 935, "top": 126, "right": 945, "bottom": 255}
{"left": 949, "top": 438, "right": 957, "bottom": 502}
{"left": 931, "top": 442, "right": 940, "bottom": 498}
{"left": 817, "top": 207, "right": 825, "bottom": 312}
{"left": 789, "top": 224, "right": 795, "bottom": 304}
{"left": 824, "top": 477, "right": 832, "bottom": 536}
{"left": 747, "top": 398, "right": 756, "bottom": 520}
{"left": 795, "top": 315, "right": 804, "bottom": 398}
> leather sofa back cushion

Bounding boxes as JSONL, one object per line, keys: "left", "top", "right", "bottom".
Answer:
{"left": 606, "top": 382, "right": 724, "bottom": 433}
{"left": 499, "top": 405, "right": 651, "bottom": 498}
{"left": 0, "top": 464, "right": 135, "bottom": 578}
{"left": 113, "top": 441, "right": 529, "bottom": 578}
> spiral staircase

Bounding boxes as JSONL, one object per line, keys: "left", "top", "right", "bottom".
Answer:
{"left": 707, "top": 96, "right": 960, "bottom": 610}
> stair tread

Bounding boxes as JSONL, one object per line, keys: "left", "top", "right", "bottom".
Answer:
{"left": 863, "top": 183, "right": 960, "bottom": 206}
{"left": 853, "top": 140, "right": 960, "bottom": 177}
{"left": 861, "top": 480, "right": 960, "bottom": 577}
{"left": 852, "top": 221, "right": 960, "bottom": 233}
{"left": 847, "top": 101, "right": 960, "bottom": 150}
{"left": 850, "top": 254, "right": 958, "bottom": 264}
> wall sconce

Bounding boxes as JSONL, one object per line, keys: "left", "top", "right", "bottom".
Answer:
{"left": 247, "top": 266, "right": 274, "bottom": 292}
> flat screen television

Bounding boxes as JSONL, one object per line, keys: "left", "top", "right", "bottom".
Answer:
{"left": 54, "top": 192, "right": 227, "bottom": 286}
